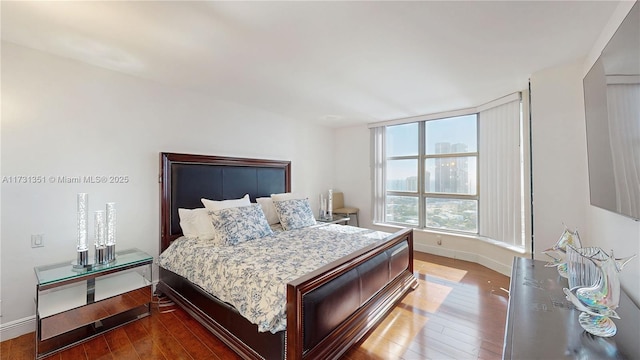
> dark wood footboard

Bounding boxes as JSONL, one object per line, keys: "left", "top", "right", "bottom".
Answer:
{"left": 286, "top": 228, "right": 417, "bottom": 360}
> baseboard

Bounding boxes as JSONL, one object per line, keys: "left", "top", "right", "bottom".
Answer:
{"left": 414, "top": 243, "right": 512, "bottom": 277}
{"left": 0, "top": 315, "right": 35, "bottom": 341}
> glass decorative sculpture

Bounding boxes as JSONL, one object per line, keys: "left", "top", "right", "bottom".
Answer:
{"left": 566, "top": 245, "right": 600, "bottom": 291}
{"left": 563, "top": 246, "right": 636, "bottom": 337}
{"left": 542, "top": 225, "right": 582, "bottom": 278}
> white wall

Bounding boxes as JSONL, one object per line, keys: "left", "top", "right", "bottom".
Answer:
{"left": 530, "top": 1, "right": 639, "bottom": 306}
{"left": 332, "top": 125, "right": 371, "bottom": 227}
{"left": 530, "top": 60, "right": 591, "bottom": 258}
{"left": 0, "top": 42, "right": 334, "bottom": 338}
{"left": 586, "top": 207, "right": 640, "bottom": 305}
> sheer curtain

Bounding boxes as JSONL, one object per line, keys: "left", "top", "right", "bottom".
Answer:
{"left": 607, "top": 83, "right": 640, "bottom": 218}
{"left": 478, "top": 98, "right": 524, "bottom": 247}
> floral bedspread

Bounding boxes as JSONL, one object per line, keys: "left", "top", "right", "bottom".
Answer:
{"left": 158, "top": 224, "right": 390, "bottom": 333}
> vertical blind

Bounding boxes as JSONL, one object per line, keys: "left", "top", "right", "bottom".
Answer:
{"left": 371, "top": 127, "right": 386, "bottom": 223}
{"left": 478, "top": 98, "right": 523, "bottom": 247}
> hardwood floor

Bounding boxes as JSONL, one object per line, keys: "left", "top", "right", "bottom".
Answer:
{"left": 1, "top": 252, "right": 510, "bottom": 360}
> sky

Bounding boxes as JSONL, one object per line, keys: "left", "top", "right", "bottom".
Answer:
{"left": 386, "top": 114, "right": 478, "bottom": 187}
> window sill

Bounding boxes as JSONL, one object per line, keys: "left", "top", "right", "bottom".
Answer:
{"left": 372, "top": 222, "right": 528, "bottom": 254}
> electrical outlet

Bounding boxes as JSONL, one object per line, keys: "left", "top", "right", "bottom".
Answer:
{"left": 31, "top": 234, "right": 44, "bottom": 248}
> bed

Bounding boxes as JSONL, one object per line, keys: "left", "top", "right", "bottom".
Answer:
{"left": 156, "top": 152, "right": 418, "bottom": 360}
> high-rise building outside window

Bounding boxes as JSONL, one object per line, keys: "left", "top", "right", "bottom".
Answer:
{"left": 385, "top": 115, "right": 478, "bottom": 232}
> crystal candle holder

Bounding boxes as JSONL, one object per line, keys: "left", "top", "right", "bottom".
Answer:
{"left": 77, "top": 193, "right": 88, "bottom": 251}
{"left": 74, "top": 193, "right": 89, "bottom": 268}
{"left": 319, "top": 194, "right": 328, "bottom": 219}
{"left": 106, "top": 202, "right": 116, "bottom": 262}
{"left": 94, "top": 210, "right": 109, "bottom": 264}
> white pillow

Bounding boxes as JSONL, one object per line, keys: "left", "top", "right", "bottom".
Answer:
{"left": 201, "top": 194, "right": 250, "bottom": 211}
{"left": 256, "top": 197, "right": 280, "bottom": 225}
{"left": 270, "top": 192, "right": 306, "bottom": 202}
{"left": 178, "top": 208, "right": 215, "bottom": 240}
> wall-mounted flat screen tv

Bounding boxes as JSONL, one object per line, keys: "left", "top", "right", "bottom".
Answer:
{"left": 583, "top": 2, "right": 639, "bottom": 221}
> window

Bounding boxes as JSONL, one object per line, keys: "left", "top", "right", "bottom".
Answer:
{"left": 385, "top": 123, "right": 419, "bottom": 225}
{"left": 385, "top": 115, "right": 478, "bottom": 232}
{"left": 371, "top": 93, "right": 527, "bottom": 248}
{"left": 425, "top": 115, "right": 478, "bottom": 233}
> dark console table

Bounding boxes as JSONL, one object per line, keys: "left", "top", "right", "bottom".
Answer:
{"left": 503, "top": 257, "right": 640, "bottom": 359}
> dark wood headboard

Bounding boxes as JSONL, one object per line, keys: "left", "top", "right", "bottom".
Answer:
{"left": 159, "top": 153, "right": 291, "bottom": 251}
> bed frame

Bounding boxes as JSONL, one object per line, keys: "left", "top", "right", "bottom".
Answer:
{"left": 157, "top": 152, "right": 418, "bottom": 360}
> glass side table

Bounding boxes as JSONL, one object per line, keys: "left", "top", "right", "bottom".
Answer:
{"left": 34, "top": 248, "right": 153, "bottom": 359}
{"left": 316, "top": 214, "right": 350, "bottom": 225}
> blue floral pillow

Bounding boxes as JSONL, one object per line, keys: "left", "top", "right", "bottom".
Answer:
{"left": 272, "top": 198, "right": 317, "bottom": 230}
{"left": 209, "top": 204, "right": 273, "bottom": 245}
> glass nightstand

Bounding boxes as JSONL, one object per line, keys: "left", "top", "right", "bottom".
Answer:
{"left": 34, "top": 248, "right": 152, "bottom": 359}
{"left": 316, "top": 214, "right": 350, "bottom": 225}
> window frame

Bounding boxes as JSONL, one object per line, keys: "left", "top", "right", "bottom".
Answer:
{"left": 384, "top": 114, "right": 480, "bottom": 233}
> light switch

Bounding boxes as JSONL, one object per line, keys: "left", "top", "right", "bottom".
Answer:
{"left": 31, "top": 234, "right": 44, "bottom": 248}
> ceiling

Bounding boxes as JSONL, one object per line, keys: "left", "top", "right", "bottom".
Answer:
{"left": 1, "top": 1, "right": 621, "bottom": 127}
